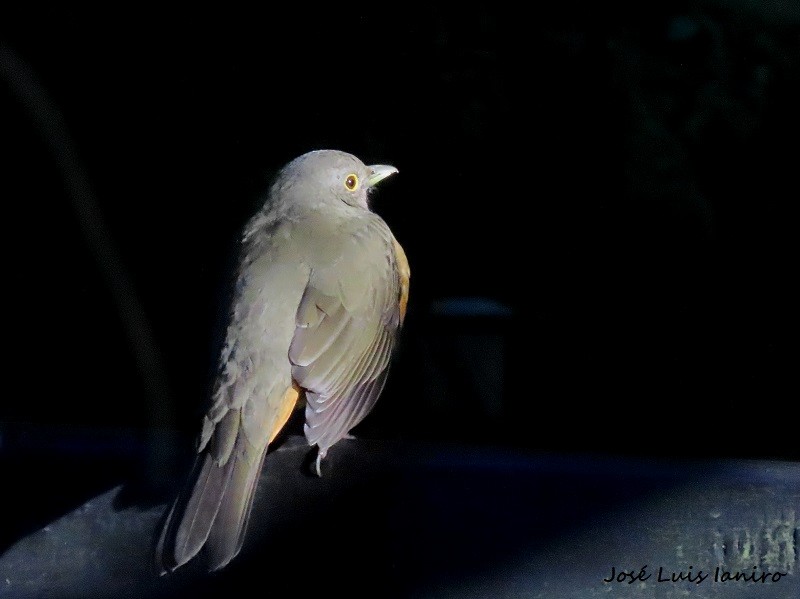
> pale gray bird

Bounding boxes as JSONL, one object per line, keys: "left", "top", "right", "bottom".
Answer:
{"left": 156, "top": 150, "right": 409, "bottom": 573}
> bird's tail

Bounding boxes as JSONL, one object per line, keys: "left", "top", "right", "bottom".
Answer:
{"left": 155, "top": 439, "right": 268, "bottom": 573}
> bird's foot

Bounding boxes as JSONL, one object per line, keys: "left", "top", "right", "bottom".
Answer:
{"left": 314, "top": 448, "right": 327, "bottom": 477}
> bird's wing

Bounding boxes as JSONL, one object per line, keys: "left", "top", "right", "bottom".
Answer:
{"left": 290, "top": 215, "right": 409, "bottom": 454}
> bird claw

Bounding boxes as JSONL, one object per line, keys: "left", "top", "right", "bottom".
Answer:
{"left": 313, "top": 437, "right": 355, "bottom": 475}
{"left": 314, "top": 448, "right": 326, "bottom": 477}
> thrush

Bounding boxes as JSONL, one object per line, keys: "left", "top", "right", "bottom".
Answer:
{"left": 156, "top": 149, "right": 409, "bottom": 572}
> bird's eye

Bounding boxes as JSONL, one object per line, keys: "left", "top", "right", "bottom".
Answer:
{"left": 344, "top": 174, "right": 359, "bottom": 191}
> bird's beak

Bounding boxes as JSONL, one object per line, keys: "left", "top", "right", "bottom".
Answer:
{"left": 366, "top": 164, "right": 399, "bottom": 187}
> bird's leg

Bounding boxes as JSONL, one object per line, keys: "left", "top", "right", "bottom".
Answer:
{"left": 314, "top": 447, "right": 327, "bottom": 477}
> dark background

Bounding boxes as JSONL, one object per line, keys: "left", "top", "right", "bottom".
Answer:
{"left": 0, "top": 1, "right": 797, "bottom": 558}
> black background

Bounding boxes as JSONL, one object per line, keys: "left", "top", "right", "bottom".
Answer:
{"left": 0, "top": 2, "right": 797, "bottom": 541}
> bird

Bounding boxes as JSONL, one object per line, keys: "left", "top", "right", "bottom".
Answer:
{"left": 155, "top": 149, "right": 409, "bottom": 573}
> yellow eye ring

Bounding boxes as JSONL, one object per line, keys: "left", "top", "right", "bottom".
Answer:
{"left": 344, "top": 173, "right": 359, "bottom": 191}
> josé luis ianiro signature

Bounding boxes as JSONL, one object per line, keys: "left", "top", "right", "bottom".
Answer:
{"left": 603, "top": 564, "right": 789, "bottom": 585}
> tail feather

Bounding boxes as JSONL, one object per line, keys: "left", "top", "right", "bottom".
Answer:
{"left": 156, "top": 440, "right": 267, "bottom": 573}
{"left": 205, "top": 440, "right": 269, "bottom": 570}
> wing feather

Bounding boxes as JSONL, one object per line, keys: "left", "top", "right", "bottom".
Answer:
{"left": 290, "top": 215, "right": 409, "bottom": 455}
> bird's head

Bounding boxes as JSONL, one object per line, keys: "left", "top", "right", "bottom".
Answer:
{"left": 272, "top": 149, "right": 398, "bottom": 212}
